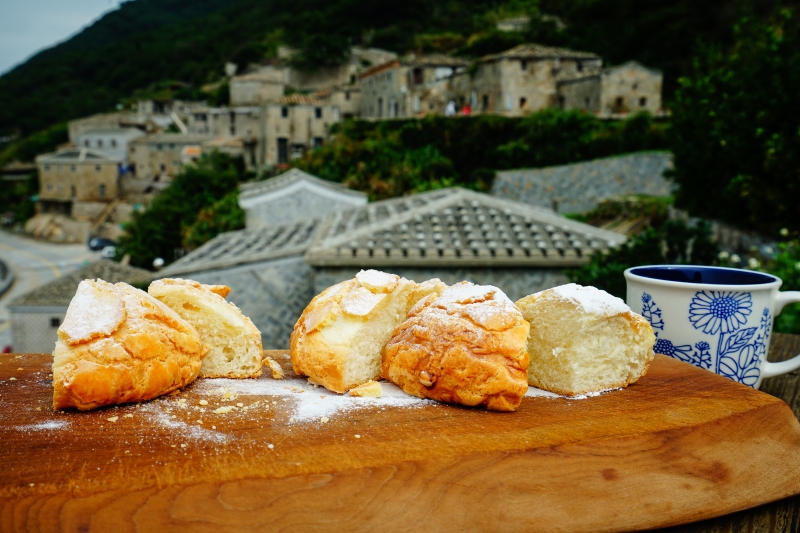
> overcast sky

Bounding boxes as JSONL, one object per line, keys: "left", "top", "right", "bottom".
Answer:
{"left": 0, "top": 0, "right": 121, "bottom": 76}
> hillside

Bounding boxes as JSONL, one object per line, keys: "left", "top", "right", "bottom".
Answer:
{"left": 0, "top": 0, "right": 791, "bottom": 139}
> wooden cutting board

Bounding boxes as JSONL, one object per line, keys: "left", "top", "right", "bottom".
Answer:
{"left": 1, "top": 352, "right": 799, "bottom": 533}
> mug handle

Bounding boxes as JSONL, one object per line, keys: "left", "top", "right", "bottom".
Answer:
{"left": 762, "top": 291, "right": 800, "bottom": 379}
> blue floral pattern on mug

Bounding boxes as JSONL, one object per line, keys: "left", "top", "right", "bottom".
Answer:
{"left": 641, "top": 292, "right": 772, "bottom": 387}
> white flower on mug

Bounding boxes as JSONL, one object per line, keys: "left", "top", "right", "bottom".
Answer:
{"left": 689, "top": 291, "right": 752, "bottom": 334}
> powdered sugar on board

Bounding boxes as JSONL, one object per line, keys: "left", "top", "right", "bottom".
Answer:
{"left": 525, "top": 385, "right": 621, "bottom": 400}
{"left": 549, "top": 283, "right": 631, "bottom": 317}
{"left": 192, "top": 376, "right": 433, "bottom": 424}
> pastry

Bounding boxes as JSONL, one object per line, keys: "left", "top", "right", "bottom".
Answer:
{"left": 149, "top": 278, "right": 263, "bottom": 378}
{"left": 52, "top": 279, "right": 208, "bottom": 410}
{"left": 516, "top": 283, "right": 655, "bottom": 395}
{"left": 381, "top": 281, "right": 530, "bottom": 412}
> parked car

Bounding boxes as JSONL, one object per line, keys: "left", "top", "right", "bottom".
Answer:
{"left": 88, "top": 237, "right": 115, "bottom": 251}
{"left": 100, "top": 246, "right": 116, "bottom": 259}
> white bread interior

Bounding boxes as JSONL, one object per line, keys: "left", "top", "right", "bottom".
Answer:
{"left": 290, "top": 270, "right": 442, "bottom": 393}
{"left": 149, "top": 278, "right": 263, "bottom": 378}
{"left": 516, "top": 283, "right": 655, "bottom": 395}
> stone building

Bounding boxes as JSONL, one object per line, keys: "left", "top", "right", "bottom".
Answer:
{"left": 36, "top": 148, "right": 122, "bottom": 213}
{"left": 127, "top": 133, "right": 215, "bottom": 180}
{"left": 230, "top": 71, "right": 286, "bottom": 106}
{"left": 492, "top": 152, "right": 674, "bottom": 214}
{"left": 449, "top": 43, "right": 602, "bottom": 116}
{"left": 558, "top": 61, "right": 663, "bottom": 117}
{"left": 314, "top": 85, "right": 361, "bottom": 119}
{"left": 162, "top": 187, "right": 624, "bottom": 348}
{"left": 262, "top": 96, "right": 339, "bottom": 166}
{"left": 76, "top": 128, "right": 145, "bottom": 164}
{"left": 8, "top": 260, "right": 151, "bottom": 354}
{"left": 238, "top": 168, "right": 367, "bottom": 229}
{"left": 359, "top": 54, "right": 470, "bottom": 118}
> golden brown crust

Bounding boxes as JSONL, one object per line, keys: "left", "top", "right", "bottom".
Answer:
{"left": 381, "top": 282, "right": 530, "bottom": 412}
{"left": 52, "top": 279, "right": 208, "bottom": 411}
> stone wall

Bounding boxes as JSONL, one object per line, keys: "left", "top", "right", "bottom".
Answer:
{"left": 38, "top": 162, "right": 120, "bottom": 203}
{"left": 180, "top": 256, "right": 314, "bottom": 349}
{"left": 313, "top": 266, "right": 569, "bottom": 302}
{"left": 600, "top": 64, "right": 662, "bottom": 116}
{"left": 263, "top": 104, "right": 337, "bottom": 166}
{"left": 230, "top": 79, "right": 284, "bottom": 106}
{"left": 492, "top": 152, "right": 674, "bottom": 214}
{"left": 559, "top": 76, "right": 602, "bottom": 113}
{"left": 10, "top": 307, "right": 67, "bottom": 353}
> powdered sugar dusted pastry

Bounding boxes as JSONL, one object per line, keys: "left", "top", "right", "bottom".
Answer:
{"left": 381, "top": 281, "right": 530, "bottom": 412}
{"left": 516, "top": 283, "right": 655, "bottom": 396}
{"left": 149, "top": 278, "right": 263, "bottom": 378}
{"left": 52, "top": 279, "right": 208, "bottom": 411}
{"left": 290, "top": 270, "right": 417, "bottom": 393}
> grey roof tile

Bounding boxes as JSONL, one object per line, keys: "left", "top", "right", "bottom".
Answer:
{"left": 239, "top": 168, "right": 366, "bottom": 201}
{"left": 305, "top": 188, "right": 625, "bottom": 267}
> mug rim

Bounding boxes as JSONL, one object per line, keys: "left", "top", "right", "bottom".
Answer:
{"left": 624, "top": 264, "right": 782, "bottom": 291}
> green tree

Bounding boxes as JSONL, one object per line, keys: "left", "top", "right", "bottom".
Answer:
{"left": 117, "top": 151, "right": 245, "bottom": 268}
{"left": 182, "top": 190, "right": 246, "bottom": 251}
{"left": 669, "top": 8, "right": 800, "bottom": 235}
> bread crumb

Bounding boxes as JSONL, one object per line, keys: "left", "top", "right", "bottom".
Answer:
{"left": 124, "top": 450, "right": 130, "bottom": 454}
{"left": 199, "top": 400, "right": 208, "bottom": 406}
{"left": 267, "top": 443, "right": 274, "bottom": 449}
{"left": 35, "top": 407, "right": 41, "bottom": 411}
{"left": 212, "top": 425, "right": 216, "bottom": 429}
{"left": 354, "top": 434, "right": 361, "bottom": 439}
{"left": 124, "top": 414, "right": 133, "bottom": 418}
{"left": 29, "top": 483, "right": 35, "bottom": 487}
{"left": 197, "top": 420, "right": 203, "bottom": 424}
{"left": 107, "top": 416, "right": 119, "bottom": 423}
{"left": 171, "top": 444, "right": 176, "bottom": 448}
{"left": 17, "top": 367, "right": 23, "bottom": 371}
{"left": 348, "top": 380, "right": 383, "bottom": 398}
{"left": 8, "top": 377, "right": 16, "bottom": 381}
{"left": 213, "top": 406, "right": 235, "bottom": 414}
{"left": 320, "top": 417, "right": 329, "bottom": 424}
{"left": 236, "top": 403, "right": 244, "bottom": 407}
{"left": 180, "top": 443, "right": 187, "bottom": 448}
{"left": 264, "top": 356, "right": 285, "bottom": 379}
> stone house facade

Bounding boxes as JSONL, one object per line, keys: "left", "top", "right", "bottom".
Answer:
{"left": 238, "top": 168, "right": 367, "bottom": 230}
{"left": 558, "top": 61, "right": 663, "bottom": 116}
{"left": 359, "top": 54, "right": 470, "bottom": 119}
{"left": 127, "top": 133, "right": 215, "bottom": 180}
{"left": 36, "top": 148, "right": 121, "bottom": 210}
{"left": 262, "top": 96, "right": 339, "bottom": 166}
{"left": 8, "top": 261, "right": 151, "bottom": 354}
{"left": 315, "top": 85, "right": 361, "bottom": 119}
{"left": 449, "top": 43, "right": 602, "bottom": 116}
{"left": 230, "top": 72, "right": 286, "bottom": 106}
{"left": 76, "top": 128, "right": 145, "bottom": 164}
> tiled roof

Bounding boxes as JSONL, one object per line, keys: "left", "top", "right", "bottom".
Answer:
{"left": 401, "top": 54, "right": 471, "bottom": 68}
{"left": 484, "top": 43, "right": 599, "bottom": 62}
{"left": 277, "top": 94, "right": 325, "bottom": 106}
{"left": 36, "top": 148, "right": 121, "bottom": 163}
{"left": 313, "top": 84, "right": 360, "bottom": 99}
{"left": 132, "top": 133, "right": 216, "bottom": 145}
{"left": 305, "top": 188, "right": 625, "bottom": 267}
{"left": 603, "top": 60, "right": 662, "bottom": 75}
{"left": 160, "top": 218, "right": 322, "bottom": 276}
{"left": 238, "top": 168, "right": 365, "bottom": 202}
{"left": 8, "top": 260, "right": 152, "bottom": 308}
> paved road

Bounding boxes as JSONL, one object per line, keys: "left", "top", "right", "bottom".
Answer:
{"left": 0, "top": 231, "right": 100, "bottom": 350}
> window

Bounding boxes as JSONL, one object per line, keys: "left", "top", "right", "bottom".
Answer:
{"left": 95, "top": 165, "right": 101, "bottom": 172}
{"left": 315, "top": 107, "right": 322, "bottom": 119}
{"left": 640, "top": 97, "right": 647, "bottom": 107}
{"left": 577, "top": 62, "right": 583, "bottom": 72}
{"left": 99, "top": 184, "right": 106, "bottom": 197}
{"left": 44, "top": 164, "right": 50, "bottom": 171}
{"left": 169, "top": 144, "right": 175, "bottom": 149}
{"left": 277, "top": 138, "right": 288, "bottom": 163}
{"left": 160, "top": 163, "right": 166, "bottom": 172}
{"left": 412, "top": 68, "right": 423, "bottom": 85}
{"left": 558, "top": 95, "right": 566, "bottom": 108}
{"left": 111, "top": 139, "right": 117, "bottom": 148}
{"left": 97, "top": 140, "right": 103, "bottom": 148}
{"left": 313, "top": 137, "right": 324, "bottom": 147}
{"left": 70, "top": 185, "right": 76, "bottom": 198}
{"left": 521, "top": 60, "right": 527, "bottom": 71}
{"left": 46, "top": 183, "right": 53, "bottom": 191}
{"left": 84, "top": 140, "right": 89, "bottom": 147}
{"left": 633, "top": 82, "right": 638, "bottom": 90}
{"left": 377, "top": 97, "right": 383, "bottom": 118}
{"left": 230, "top": 125, "right": 236, "bottom": 135}
{"left": 173, "top": 160, "right": 180, "bottom": 166}
{"left": 345, "top": 91, "right": 350, "bottom": 101}
{"left": 520, "top": 97, "right": 527, "bottom": 110}
{"left": 70, "top": 165, "right": 76, "bottom": 172}
{"left": 584, "top": 97, "right": 590, "bottom": 109}
{"left": 157, "top": 144, "right": 163, "bottom": 151}
{"left": 281, "top": 106, "right": 289, "bottom": 118}
{"left": 482, "top": 94, "right": 489, "bottom": 111}
{"left": 50, "top": 317, "right": 60, "bottom": 328}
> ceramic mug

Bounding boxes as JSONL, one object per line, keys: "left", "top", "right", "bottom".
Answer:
{"left": 624, "top": 265, "right": 800, "bottom": 389}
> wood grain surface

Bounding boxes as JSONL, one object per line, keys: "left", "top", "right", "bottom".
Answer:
{"left": 1, "top": 342, "right": 800, "bottom": 533}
